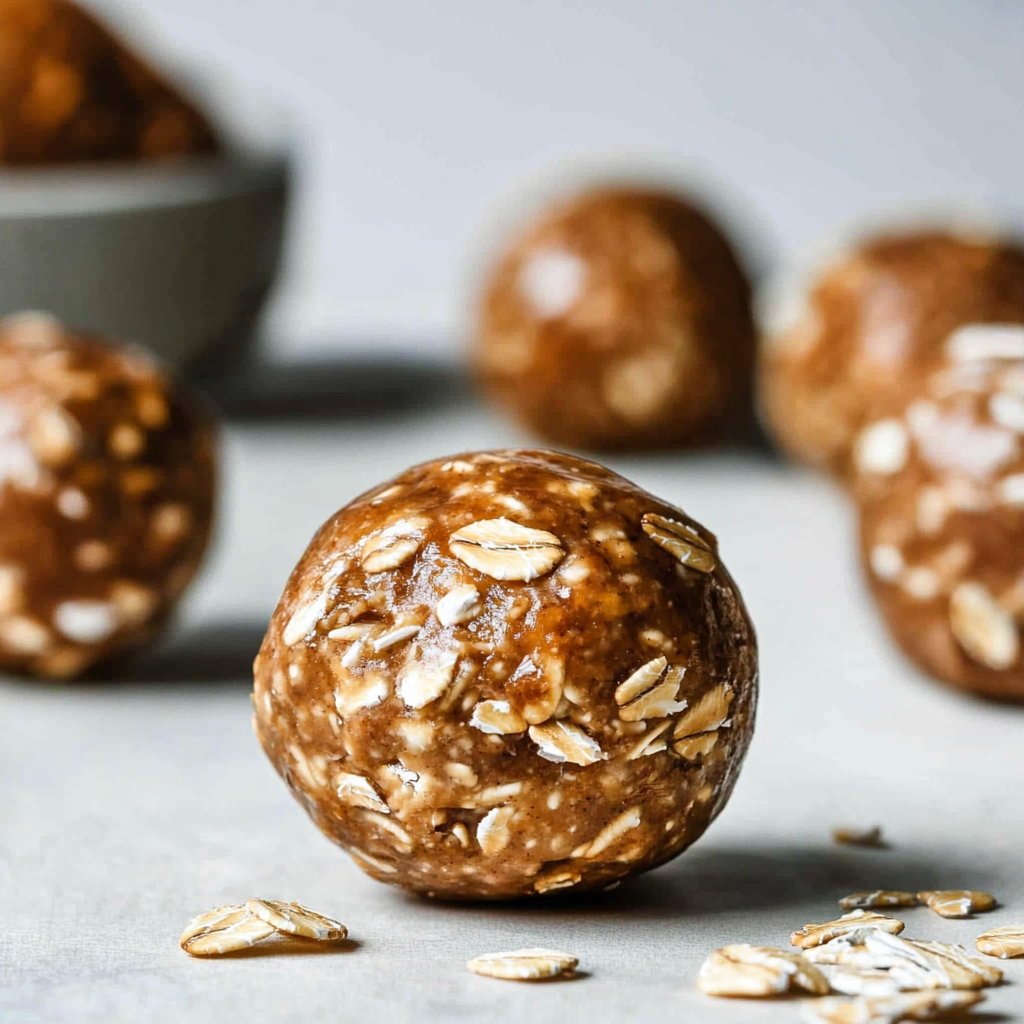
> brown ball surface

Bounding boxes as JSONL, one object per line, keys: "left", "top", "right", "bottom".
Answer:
{"left": 0, "top": 0, "right": 219, "bottom": 166}
{"left": 856, "top": 337, "right": 1024, "bottom": 700}
{"left": 472, "top": 188, "right": 756, "bottom": 451}
{"left": 760, "top": 230, "right": 1024, "bottom": 479}
{"left": 253, "top": 448, "right": 757, "bottom": 899}
{"left": 0, "top": 312, "right": 216, "bottom": 679}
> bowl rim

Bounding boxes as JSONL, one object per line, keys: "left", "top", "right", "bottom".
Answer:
{"left": 0, "top": 149, "right": 291, "bottom": 219}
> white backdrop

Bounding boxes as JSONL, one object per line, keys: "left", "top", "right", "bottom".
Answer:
{"left": 91, "top": 0, "right": 1024, "bottom": 359}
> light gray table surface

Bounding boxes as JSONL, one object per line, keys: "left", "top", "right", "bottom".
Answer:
{"left": 2, "top": 393, "right": 1023, "bottom": 1023}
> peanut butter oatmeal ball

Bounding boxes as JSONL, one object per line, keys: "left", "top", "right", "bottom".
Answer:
{"left": 253, "top": 448, "right": 757, "bottom": 899}
{"left": 856, "top": 333, "right": 1024, "bottom": 699}
{"left": 472, "top": 187, "right": 756, "bottom": 450}
{"left": 760, "top": 231, "right": 1024, "bottom": 478}
{"left": 0, "top": 312, "right": 216, "bottom": 679}
{"left": 0, "top": 0, "right": 219, "bottom": 165}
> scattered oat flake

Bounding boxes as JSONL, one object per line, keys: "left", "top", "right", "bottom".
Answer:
{"left": 179, "top": 905, "right": 275, "bottom": 957}
{"left": 467, "top": 948, "right": 578, "bottom": 981}
{"left": 803, "top": 990, "right": 984, "bottom": 1024}
{"left": 841, "top": 892, "right": 920, "bottom": 911}
{"left": 918, "top": 890, "right": 995, "bottom": 919}
{"left": 820, "top": 964, "right": 903, "bottom": 998}
{"left": 976, "top": 924, "right": 1024, "bottom": 959}
{"left": 245, "top": 899, "right": 346, "bottom": 941}
{"left": 701, "top": 945, "right": 829, "bottom": 998}
{"left": 449, "top": 518, "right": 563, "bottom": 581}
{"left": 832, "top": 930, "right": 1003, "bottom": 990}
{"left": 833, "top": 825, "right": 885, "bottom": 848}
{"left": 791, "top": 911, "right": 905, "bottom": 949}
{"left": 641, "top": 513, "right": 715, "bottom": 572}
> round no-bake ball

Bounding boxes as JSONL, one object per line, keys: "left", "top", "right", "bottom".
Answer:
{"left": 856, "top": 334, "right": 1024, "bottom": 700}
{"left": 472, "top": 187, "right": 756, "bottom": 451}
{"left": 253, "top": 448, "right": 757, "bottom": 899}
{"left": 760, "top": 230, "right": 1024, "bottom": 478}
{"left": 0, "top": 312, "right": 216, "bottom": 679}
{"left": 0, "top": 0, "right": 219, "bottom": 165}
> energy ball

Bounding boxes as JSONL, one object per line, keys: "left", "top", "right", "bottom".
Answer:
{"left": 253, "top": 448, "right": 757, "bottom": 900}
{"left": 0, "top": 0, "right": 219, "bottom": 165}
{"left": 472, "top": 187, "right": 756, "bottom": 450}
{"left": 760, "top": 231, "right": 1024, "bottom": 478}
{"left": 856, "top": 333, "right": 1024, "bottom": 700}
{"left": 0, "top": 312, "right": 216, "bottom": 679}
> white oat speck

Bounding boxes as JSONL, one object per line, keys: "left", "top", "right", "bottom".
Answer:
{"left": 53, "top": 600, "right": 118, "bottom": 644}
{"left": 854, "top": 419, "right": 909, "bottom": 476}
{"left": 517, "top": 247, "right": 587, "bottom": 319}
{"left": 869, "top": 544, "right": 904, "bottom": 582}
{"left": 946, "top": 323, "right": 1024, "bottom": 363}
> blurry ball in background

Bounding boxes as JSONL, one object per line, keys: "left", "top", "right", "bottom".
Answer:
{"left": 0, "top": 0, "right": 219, "bottom": 165}
{"left": 856, "top": 343, "right": 1024, "bottom": 701}
{"left": 759, "top": 230, "right": 1024, "bottom": 480}
{"left": 472, "top": 187, "right": 756, "bottom": 451}
{"left": 0, "top": 312, "right": 216, "bottom": 679}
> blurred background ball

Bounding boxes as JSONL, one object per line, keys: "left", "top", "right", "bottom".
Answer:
{"left": 471, "top": 186, "right": 756, "bottom": 451}
{"left": 759, "top": 229, "right": 1024, "bottom": 479}
{"left": 856, "top": 343, "right": 1024, "bottom": 701}
{"left": 0, "top": 0, "right": 219, "bottom": 166}
{"left": 0, "top": 312, "right": 217, "bottom": 679}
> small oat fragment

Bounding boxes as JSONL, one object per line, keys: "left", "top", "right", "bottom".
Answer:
{"left": 361, "top": 517, "right": 429, "bottom": 573}
{"left": 976, "top": 924, "right": 1024, "bottom": 959}
{"left": 449, "top": 518, "right": 564, "bottom": 581}
{"left": 571, "top": 807, "right": 641, "bottom": 859}
{"left": 841, "top": 892, "right": 920, "bottom": 911}
{"left": 802, "top": 990, "right": 984, "bottom": 1024}
{"left": 467, "top": 947, "right": 578, "bottom": 981}
{"left": 641, "top": 513, "right": 715, "bottom": 572}
{"left": 335, "top": 772, "right": 390, "bottom": 813}
{"left": 948, "top": 581, "right": 1019, "bottom": 670}
{"left": 528, "top": 720, "right": 604, "bottom": 766}
{"left": 469, "top": 699, "right": 527, "bottom": 735}
{"left": 615, "top": 658, "right": 687, "bottom": 721}
{"left": 697, "top": 945, "right": 828, "bottom": 998}
{"left": 791, "top": 911, "right": 905, "bottom": 949}
{"left": 672, "top": 682, "right": 732, "bottom": 739}
{"left": 245, "top": 899, "right": 347, "bottom": 941}
{"left": 476, "top": 804, "right": 515, "bottom": 856}
{"left": 435, "top": 584, "right": 482, "bottom": 626}
{"left": 833, "top": 825, "right": 885, "bottom": 848}
{"left": 179, "top": 905, "right": 275, "bottom": 957}
{"left": 672, "top": 731, "right": 719, "bottom": 760}
{"left": 918, "top": 890, "right": 996, "bottom": 919}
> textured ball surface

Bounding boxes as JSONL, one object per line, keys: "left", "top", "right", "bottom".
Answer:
{"left": 0, "top": 312, "right": 216, "bottom": 678}
{"left": 856, "top": 344, "right": 1024, "bottom": 700}
{"left": 0, "top": 0, "right": 219, "bottom": 165}
{"left": 472, "top": 188, "right": 756, "bottom": 450}
{"left": 253, "top": 448, "right": 757, "bottom": 899}
{"left": 760, "top": 231, "right": 1024, "bottom": 478}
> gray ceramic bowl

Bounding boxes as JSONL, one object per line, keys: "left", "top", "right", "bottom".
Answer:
{"left": 0, "top": 76, "right": 291, "bottom": 375}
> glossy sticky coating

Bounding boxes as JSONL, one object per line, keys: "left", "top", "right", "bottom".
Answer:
{"left": 253, "top": 448, "right": 758, "bottom": 899}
